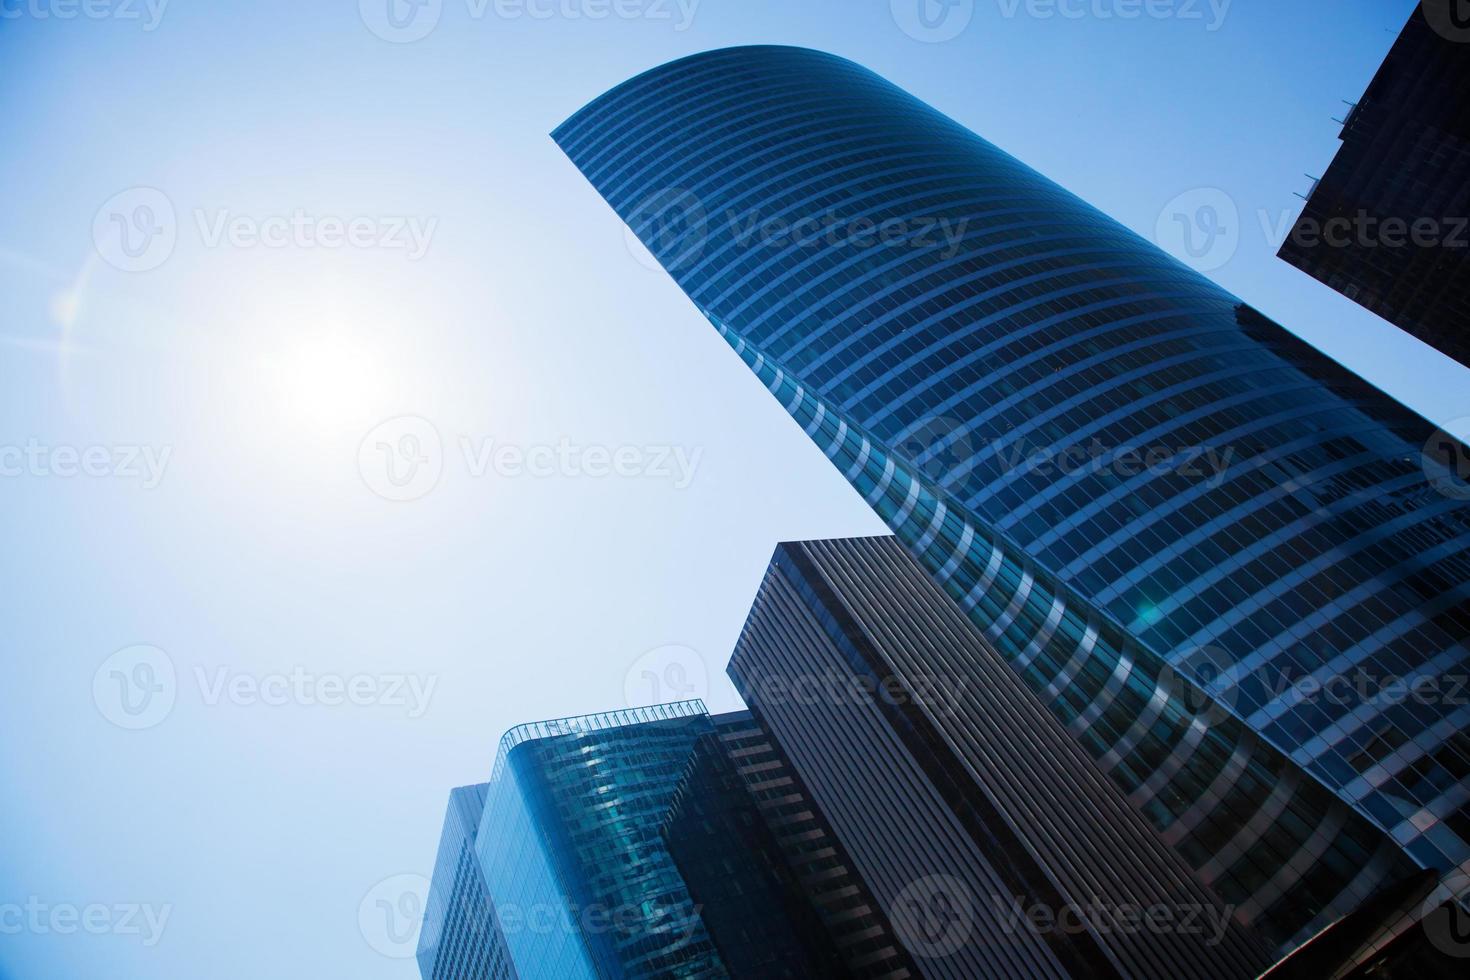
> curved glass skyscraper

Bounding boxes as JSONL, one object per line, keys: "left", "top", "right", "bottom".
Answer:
{"left": 554, "top": 46, "right": 1470, "bottom": 951}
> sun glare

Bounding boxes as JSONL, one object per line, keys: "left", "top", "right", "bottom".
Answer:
{"left": 268, "top": 332, "right": 389, "bottom": 434}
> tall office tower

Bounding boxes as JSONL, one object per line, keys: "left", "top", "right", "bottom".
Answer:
{"left": 731, "top": 534, "right": 1275, "bottom": 979}
{"left": 1278, "top": 5, "right": 1470, "bottom": 366}
{"left": 417, "top": 783, "right": 518, "bottom": 980}
{"left": 554, "top": 46, "right": 1470, "bottom": 948}
{"left": 444, "top": 701, "right": 900, "bottom": 979}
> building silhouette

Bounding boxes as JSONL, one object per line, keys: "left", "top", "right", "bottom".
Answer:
{"left": 1279, "top": 5, "right": 1470, "bottom": 367}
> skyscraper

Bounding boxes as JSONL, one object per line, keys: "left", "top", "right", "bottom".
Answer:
{"left": 1278, "top": 4, "right": 1470, "bottom": 366}
{"left": 731, "top": 534, "right": 1293, "bottom": 976}
{"left": 554, "top": 45, "right": 1470, "bottom": 944}
{"left": 475, "top": 702, "right": 726, "bottom": 979}
{"left": 417, "top": 783, "right": 518, "bottom": 980}
{"left": 424, "top": 701, "right": 915, "bottom": 979}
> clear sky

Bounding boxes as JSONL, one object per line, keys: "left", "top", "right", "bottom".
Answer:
{"left": 2, "top": 1, "right": 1461, "bottom": 977}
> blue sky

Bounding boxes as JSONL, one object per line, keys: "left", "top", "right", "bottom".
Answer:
{"left": 1, "top": 1, "right": 1461, "bottom": 977}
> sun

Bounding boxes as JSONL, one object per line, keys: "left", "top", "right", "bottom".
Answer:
{"left": 267, "top": 330, "right": 389, "bottom": 434}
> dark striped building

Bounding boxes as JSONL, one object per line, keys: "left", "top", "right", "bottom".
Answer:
{"left": 731, "top": 534, "right": 1272, "bottom": 979}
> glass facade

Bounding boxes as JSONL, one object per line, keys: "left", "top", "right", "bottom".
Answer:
{"left": 476, "top": 701, "right": 723, "bottom": 979}
{"left": 427, "top": 701, "right": 917, "bottom": 979}
{"left": 554, "top": 45, "right": 1470, "bottom": 946}
{"left": 419, "top": 783, "right": 518, "bottom": 980}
